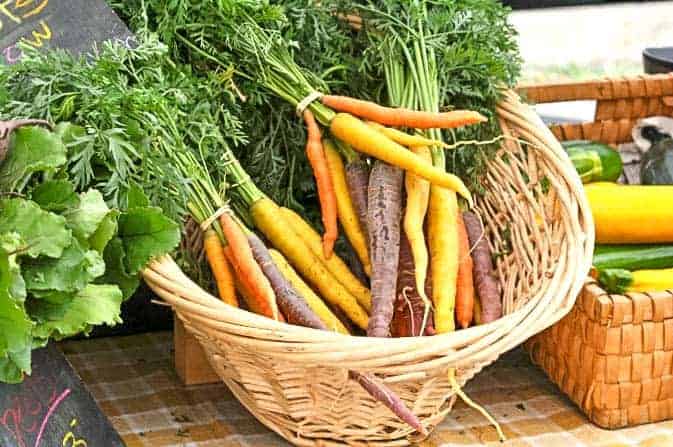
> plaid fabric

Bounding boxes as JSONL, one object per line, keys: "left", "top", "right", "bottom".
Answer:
{"left": 59, "top": 333, "right": 673, "bottom": 447}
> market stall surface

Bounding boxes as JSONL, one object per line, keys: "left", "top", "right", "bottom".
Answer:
{"left": 59, "top": 333, "right": 673, "bottom": 447}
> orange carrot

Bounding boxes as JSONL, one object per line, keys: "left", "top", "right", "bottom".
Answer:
{"left": 219, "top": 213, "right": 279, "bottom": 320}
{"left": 203, "top": 229, "right": 238, "bottom": 307}
{"left": 456, "top": 213, "right": 475, "bottom": 329}
{"left": 322, "top": 95, "right": 487, "bottom": 129}
{"left": 304, "top": 109, "right": 338, "bottom": 258}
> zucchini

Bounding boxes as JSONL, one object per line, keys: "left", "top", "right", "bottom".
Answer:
{"left": 594, "top": 244, "right": 673, "bottom": 270}
{"left": 562, "top": 140, "right": 623, "bottom": 183}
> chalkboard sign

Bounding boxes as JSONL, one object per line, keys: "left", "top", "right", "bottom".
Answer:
{"left": 0, "top": 344, "right": 125, "bottom": 447}
{"left": 0, "top": 0, "right": 134, "bottom": 64}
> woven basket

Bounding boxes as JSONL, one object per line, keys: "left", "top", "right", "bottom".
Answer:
{"left": 523, "top": 73, "right": 673, "bottom": 429}
{"left": 142, "top": 90, "right": 593, "bottom": 446}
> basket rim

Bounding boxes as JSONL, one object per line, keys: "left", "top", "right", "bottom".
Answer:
{"left": 143, "top": 89, "right": 595, "bottom": 371}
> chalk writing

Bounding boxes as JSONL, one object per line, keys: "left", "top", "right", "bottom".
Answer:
{"left": 34, "top": 388, "right": 70, "bottom": 447}
{"left": 0, "top": 376, "right": 59, "bottom": 447}
{"left": 62, "top": 419, "right": 87, "bottom": 447}
{"left": 0, "top": 0, "right": 52, "bottom": 63}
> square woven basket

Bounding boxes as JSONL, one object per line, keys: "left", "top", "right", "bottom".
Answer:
{"left": 522, "top": 73, "right": 673, "bottom": 429}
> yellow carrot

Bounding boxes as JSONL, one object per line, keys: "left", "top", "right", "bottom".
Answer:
{"left": 428, "top": 186, "right": 459, "bottom": 333}
{"left": 250, "top": 197, "right": 369, "bottom": 330}
{"left": 203, "top": 228, "right": 238, "bottom": 307}
{"left": 329, "top": 113, "right": 472, "bottom": 204}
{"left": 323, "top": 139, "right": 371, "bottom": 276}
{"left": 366, "top": 121, "right": 447, "bottom": 148}
{"left": 269, "top": 249, "right": 349, "bottom": 334}
{"left": 403, "top": 146, "right": 432, "bottom": 322}
{"left": 279, "top": 206, "right": 372, "bottom": 312}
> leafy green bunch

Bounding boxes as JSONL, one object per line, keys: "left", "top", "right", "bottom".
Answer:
{"left": 112, "top": 0, "right": 360, "bottom": 220}
{"left": 347, "top": 0, "right": 522, "bottom": 189}
{"left": 0, "top": 126, "right": 180, "bottom": 383}
{"left": 0, "top": 37, "right": 246, "bottom": 217}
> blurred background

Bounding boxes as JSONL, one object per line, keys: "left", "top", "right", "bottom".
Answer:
{"left": 503, "top": 1, "right": 671, "bottom": 83}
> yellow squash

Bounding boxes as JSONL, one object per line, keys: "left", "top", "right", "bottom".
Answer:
{"left": 586, "top": 182, "right": 673, "bottom": 243}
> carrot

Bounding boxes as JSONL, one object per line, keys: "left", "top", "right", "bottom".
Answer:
{"left": 232, "top": 274, "right": 287, "bottom": 323}
{"left": 366, "top": 121, "right": 447, "bottom": 148}
{"left": 344, "top": 154, "right": 370, "bottom": 250}
{"left": 329, "top": 113, "right": 472, "bottom": 204}
{"left": 456, "top": 213, "right": 475, "bottom": 329}
{"left": 279, "top": 206, "right": 372, "bottom": 312}
{"left": 219, "top": 212, "right": 279, "bottom": 320}
{"left": 250, "top": 198, "right": 369, "bottom": 329}
{"left": 349, "top": 371, "right": 427, "bottom": 436}
{"left": 428, "top": 187, "right": 459, "bottom": 334}
{"left": 322, "top": 95, "right": 486, "bottom": 129}
{"left": 462, "top": 211, "right": 502, "bottom": 324}
{"left": 304, "top": 109, "right": 338, "bottom": 259}
{"left": 269, "top": 249, "right": 349, "bottom": 334}
{"left": 203, "top": 228, "right": 238, "bottom": 307}
{"left": 344, "top": 236, "right": 369, "bottom": 286}
{"left": 403, "top": 145, "right": 432, "bottom": 323}
{"left": 247, "top": 232, "right": 326, "bottom": 329}
{"left": 323, "top": 139, "right": 371, "bottom": 276}
{"left": 367, "top": 161, "right": 404, "bottom": 337}
{"left": 473, "top": 295, "right": 483, "bottom": 326}
{"left": 392, "top": 234, "right": 435, "bottom": 337}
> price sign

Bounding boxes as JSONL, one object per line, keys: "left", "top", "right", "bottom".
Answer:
{"left": 0, "top": 0, "right": 133, "bottom": 63}
{"left": 0, "top": 344, "right": 125, "bottom": 447}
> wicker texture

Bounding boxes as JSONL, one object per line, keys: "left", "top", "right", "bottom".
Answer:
{"left": 521, "top": 74, "right": 673, "bottom": 144}
{"left": 523, "top": 74, "right": 673, "bottom": 430}
{"left": 142, "top": 90, "right": 593, "bottom": 446}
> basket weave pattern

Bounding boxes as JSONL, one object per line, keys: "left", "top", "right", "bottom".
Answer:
{"left": 523, "top": 74, "right": 673, "bottom": 430}
{"left": 142, "top": 90, "right": 593, "bottom": 445}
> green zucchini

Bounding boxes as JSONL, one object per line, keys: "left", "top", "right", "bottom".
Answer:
{"left": 562, "top": 140, "right": 623, "bottom": 183}
{"left": 593, "top": 244, "right": 673, "bottom": 270}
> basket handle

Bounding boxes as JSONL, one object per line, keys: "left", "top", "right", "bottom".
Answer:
{"left": 518, "top": 73, "right": 673, "bottom": 104}
{"left": 0, "top": 119, "right": 52, "bottom": 164}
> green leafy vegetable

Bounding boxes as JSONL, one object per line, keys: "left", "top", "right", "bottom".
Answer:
{"left": 118, "top": 207, "right": 181, "bottom": 274}
{"left": 0, "top": 39, "right": 246, "bottom": 216}
{"left": 0, "top": 126, "right": 67, "bottom": 192}
{"left": 88, "top": 210, "right": 120, "bottom": 254}
{"left": 0, "top": 198, "right": 71, "bottom": 258}
{"left": 99, "top": 237, "right": 139, "bottom": 300}
{"left": 30, "top": 179, "right": 80, "bottom": 212}
{"left": 0, "top": 122, "right": 180, "bottom": 383}
{"left": 0, "top": 244, "right": 33, "bottom": 383}
{"left": 64, "top": 189, "right": 112, "bottom": 240}
{"left": 30, "top": 284, "right": 123, "bottom": 341}
{"left": 22, "top": 238, "right": 105, "bottom": 294}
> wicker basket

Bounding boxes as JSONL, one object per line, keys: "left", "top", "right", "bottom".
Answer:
{"left": 523, "top": 73, "right": 673, "bottom": 429}
{"left": 142, "top": 90, "right": 593, "bottom": 446}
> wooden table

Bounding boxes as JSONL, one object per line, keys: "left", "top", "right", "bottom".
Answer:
{"left": 59, "top": 332, "right": 673, "bottom": 446}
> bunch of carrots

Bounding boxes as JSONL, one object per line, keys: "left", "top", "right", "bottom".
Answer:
{"left": 166, "top": 95, "right": 503, "bottom": 433}
{"left": 163, "top": 12, "right": 504, "bottom": 434}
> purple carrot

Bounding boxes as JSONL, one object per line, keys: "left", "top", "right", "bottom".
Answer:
{"left": 247, "top": 232, "right": 327, "bottom": 330}
{"left": 367, "top": 161, "right": 404, "bottom": 337}
{"left": 462, "top": 211, "right": 502, "bottom": 323}
{"left": 345, "top": 157, "right": 371, "bottom": 246}
{"left": 349, "top": 370, "right": 427, "bottom": 435}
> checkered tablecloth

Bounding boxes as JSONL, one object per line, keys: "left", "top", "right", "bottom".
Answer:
{"left": 59, "top": 332, "right": 673, "bottom": 447}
